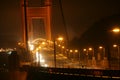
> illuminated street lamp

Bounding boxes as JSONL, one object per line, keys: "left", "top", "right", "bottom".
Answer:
{"left": 99, "top": 46, "right": 103, "bottom": 49}
{"left": 75, "top": 49, "right": 78, "bottom": 53}
{"left": 88, "top": 47, "right": 92, "bottom": 51}
{"left": 88, "top": 47, "right": 96, "bottom": 67}
{"left": 70, "top": 49, "right": 73, "bottom": 53}
{"left": 61, "top": 46, "right": 65, "bottom": 55}
{"left": 112, "top": 28, "right": 120, "bottom": 33}
{"left": 62, "top": 46, "right": 65, "bottom": 49}
{"left": 53, "top": 36, "right": 64, "bottom": 68}
{"left": 83, "top": 48, "right": 88, "bottom": 56}
{"left": 113, "top": 44, "right": 119, "bottom": 54}
{"left": 112, "top": 28, "right": 120, "bottom": 44}
{"left": 83, "top": 48, "right": 88, "bottom": 61}
{"left": 57, "top": 37, "right": 64, "bottom": 54}
{"left": 83, "top": 48, "right": 87, "bottom": 52}
{"left": 113, "top": 44, "right": 120, "bottom": 69}
{"left": 18, "top": 42, "right": 21, "bottom": 46}
{"left": 66, "top": 49, "right": 69, "bottom": 58}
{"left": 58, "top": 44, "right": 61, "bottom": 47}
{"left": 29, "top": 44, "right": 34, "bottom": 51}
{"left": 74, "top": 49, "right": 78, "bottom": 60}
{"left": 83, "top": 48, "right": 88, "bottom": 66}
{"left": 57, "top": 37, "right": 63, "bottom": 41}
{"left": 112, "top": 28, "right": 120, "bottom": 69}
{"left": 42, "top": 42, "right": 46, "bottom": 45}
{"left": 69, "top": 49, "right": 73, "bottom": 59}
{"left": 113, "top": 44, "right": 118, "bottom": 47}
{"left": 88, "top": 47, "right": 94, "bottom": 57}
{"left": 99, "top": 46, "right": 105, "bottom": 58}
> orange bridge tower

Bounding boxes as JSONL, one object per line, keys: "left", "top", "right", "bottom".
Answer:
{"left": 21, "top": 0, "right": 52, "bottom": 47}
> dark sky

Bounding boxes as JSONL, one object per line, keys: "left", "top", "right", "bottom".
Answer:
{"left": 0, "top": 0, "right": 120, "bottom": 48}
{"left": 52, "top": 0, "right": 120, "bottom": 40}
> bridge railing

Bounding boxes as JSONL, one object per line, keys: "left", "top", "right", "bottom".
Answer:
{"left": 21, "top": 67, "right": 120, "bottom": 79}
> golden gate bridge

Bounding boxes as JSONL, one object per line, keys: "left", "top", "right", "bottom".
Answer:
{"left": 1, "top": 0, "right": 119, "bottom": 79}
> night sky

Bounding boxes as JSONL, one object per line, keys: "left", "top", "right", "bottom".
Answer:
{"left": 0, "top": 0, "right": 120, "bottom": 48}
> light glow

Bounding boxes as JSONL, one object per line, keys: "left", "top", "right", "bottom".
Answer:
{"left": 62, "top": 46, "right": 65, "bottom": 49}
{"left": 83, "top": 49, "right": 87, "bottom": 51}
{"left": 29, "top": 44, "right": 34, "bottom": 51}
{"left": 99, "top": 46, "right": 103, "bottom": 49}
{"left": 70, "top": 50, "right": 73, "bottom": 52}
{"left": 7, "top": 51, "right": 12, "bottom": 55}
{"left": 42, "top": 42, "right": 46, "bottom": 45}
{"left": 89, "top": 48, "right": 92, "bottom": 51}
{"left": 112, "top": 28, "right": 120, "bottom": 33}
{"left": 113, "top": 44, "right": 118, "bottom": 47}
{"left": 75, "top": 50, "right": 78, "bottom": 53}
{"left": 57, "top": 37, "right": 63, "bottom": 41}
{"left": 44, "top": 64, "right": 48, "bottom": 67}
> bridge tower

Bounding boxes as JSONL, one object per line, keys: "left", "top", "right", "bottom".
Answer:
{"left": 21, "top": 0, "right": 52, "bottom": 47}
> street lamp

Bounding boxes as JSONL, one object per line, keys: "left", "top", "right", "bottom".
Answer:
{"left": 83, "top": 47, "right": 95, "bottom": 67}
{"left": 99, "top": 46, "right": 103, "bottom": 49}
{"left": 88, "top": 47, "right": 96, "bottom": 67}
{"left": 83, "top": 48, "right": 87, "bottom": 52}
{"left": 88, "top": 47, "right": 94, "bottom": 57}
{"left": 74, "top": 49, "right": 78, "bottom": 60}
{"left": 74, "top": 49, "right": 81, "bottom": 68}
{"left": 112, "top": 28, "right": 120, "bottom": 33}
{"left": 66, "top": 49, "right": 69, "bottom": 58}
{"left": 70, "top": 49, "right": 73, "bottom": 59}
{"left": 83, "top": 48, "right": 88, "bottom": 66}
{"left": 62, "top": 46, "right": 65, "bottom": 49}
{"left": 57, "top": 37, "right": 64, "bottom": 54}
{"left": 53, "top": 36, "right": 64, "bottom": 68}
{"left": 57, "top": 37, "right": 64, "bottom": 41}
{"left": 61, "top": 46, "right": 65, "bottom": 54}
{"left": 75, "top": 49, "right": 78, "bottom": 53}
{"left": 113, "top": 44, "right": 120, "bottom": 69}
{"left": 99, "top": 46, "right": 105, "bottom": 59}
{"left": 113, "top": 44, "right": 119, "bottom": 57}
{"left": 112, "top": 28, "right": 120, "bottom": 70}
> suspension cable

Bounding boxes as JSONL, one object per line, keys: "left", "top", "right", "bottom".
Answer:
{"left": 59, "top": 0, "right": 69, "bottom": 47}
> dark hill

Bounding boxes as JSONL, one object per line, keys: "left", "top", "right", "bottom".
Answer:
{"left": 70, "top": 15, "right": 120, "bottom": 48}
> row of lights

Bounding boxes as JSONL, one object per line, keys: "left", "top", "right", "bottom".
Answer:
{"left": 17, "top": 28, "right": 120, "bottom": 52}
{"left": 63, "top": 44, "right": 119, "bottom": 54}
{"left": 0, "top": 48, "right": 16, "bottom": 52}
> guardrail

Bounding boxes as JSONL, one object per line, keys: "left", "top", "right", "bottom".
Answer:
{"left": 24, "top": 67, "right": 120, "bottom": 79}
